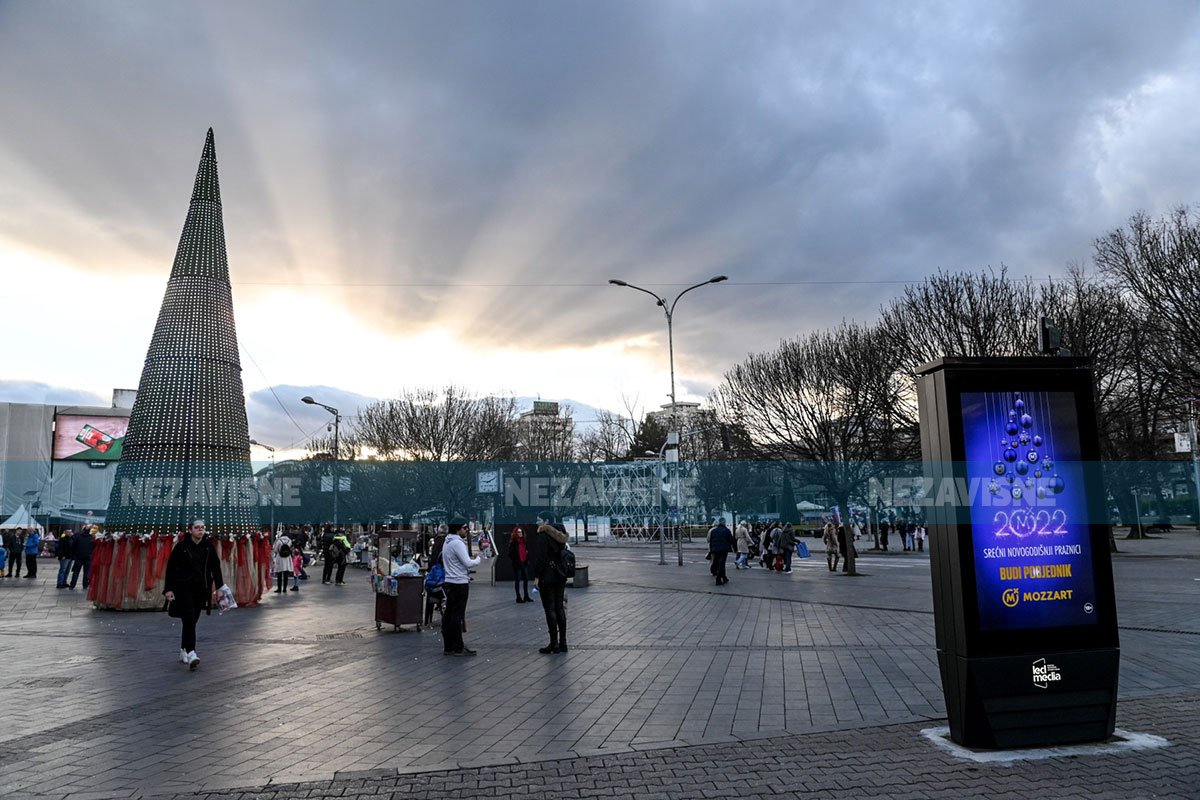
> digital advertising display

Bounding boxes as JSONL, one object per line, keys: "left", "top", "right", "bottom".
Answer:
{"left": 53, "top": 414, "right": 130, "bottom": 461}
{"left": 960, "top": 391, "right": 1097, "bottom": 631}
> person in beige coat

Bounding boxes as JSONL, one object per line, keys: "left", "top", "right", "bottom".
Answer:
{"left": 734, "top": 523, "right": 754, "bottom": 569}
{"left": 823, "top": 522, "right": 840, "bottom": 572}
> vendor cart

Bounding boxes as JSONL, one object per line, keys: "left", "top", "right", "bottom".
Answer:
{"left": 373, "top": 535, "right": 424, "bottom": 631}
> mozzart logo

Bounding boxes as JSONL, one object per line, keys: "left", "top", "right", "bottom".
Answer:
{"left": 1001, "top": 587, "right": 1020, "bottom": 607}
{"left": 1032, "top": 658, "right": 1062, "bottom": 689}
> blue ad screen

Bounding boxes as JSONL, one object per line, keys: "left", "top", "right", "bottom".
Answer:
{"left": 960, "top": 391, "right": 1098, "bottom": 631}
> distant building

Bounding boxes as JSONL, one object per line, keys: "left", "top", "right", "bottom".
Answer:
{"left": 517, "top": 401, "right": 574, "bottom": 460}
{"left": 0, "top": 390, "right": 134, "bottom": 525}
{"left": 646, "top": 401, "right": 702, "bottom": 429}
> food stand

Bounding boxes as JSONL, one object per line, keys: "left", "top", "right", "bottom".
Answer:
{"left": 372, "top": 534, "right": 424, "bottom": 632}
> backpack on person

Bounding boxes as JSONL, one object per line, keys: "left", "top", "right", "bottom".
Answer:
{"left": 553, "top": 545, "right": 576, "bottom": 579}
{"left": 424, "top": 563, "right": 445, "bottom": 591}
{"left": 277, "top": 541, "right": 292, "bottom": 559}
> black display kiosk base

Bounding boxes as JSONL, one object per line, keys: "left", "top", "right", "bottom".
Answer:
{"left": 941, "top": 648, "right": 1119, "bottom": 748}
{"left": 917, "top": 357, "right": 1119, "bottom": 749}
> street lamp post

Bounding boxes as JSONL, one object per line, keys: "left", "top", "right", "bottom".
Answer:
{"left": 249, "top": 439, "right": 276, "bottom": 532}
{"left": 301, "top": 396, "right": 341, "bottom": 529}
{"left": 610, "top": 275, "right": 727, "bottom": 566}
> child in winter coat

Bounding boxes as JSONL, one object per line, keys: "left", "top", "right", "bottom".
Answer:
{"left": 291, "top": 548, "right": 303, "bottom": 591}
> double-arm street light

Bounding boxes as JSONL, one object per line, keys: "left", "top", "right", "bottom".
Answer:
{"left": 609, "top": 274, "right": 728, "bottom": 565}
{"left": 249, "top": 439, "right": 276, "bottom": 532}
{"left": 301, "top": 396, "right": 341, "bottom": 529}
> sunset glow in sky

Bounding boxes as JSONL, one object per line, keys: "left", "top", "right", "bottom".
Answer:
{"left": 4, "top": 1, "right": 1200, "bottom": 447}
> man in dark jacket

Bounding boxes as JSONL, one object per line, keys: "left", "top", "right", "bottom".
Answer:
{"left": 69, "top": 526, "right": 96, "bottom": 590}
{"left": 321, "top": 527, "right": 339, "bottom": 584}
{"left": 707, "top": 520, "right": 735, "bottom": 586}
{"left": 779, "top": 523, "right": 797, "bottom": 574}
{"left": 529, "top": 513, "right": 569, "bottom": 654}
{"left": 3, "top": 529, "right": 22, "bottom": 577}
{"left": 163, "top": 519, "right": 225, "bottom": 670}
{"left": 55, "top": 530, "right": 75, "bottom": 588}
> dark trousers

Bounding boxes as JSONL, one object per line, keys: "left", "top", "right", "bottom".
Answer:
{"left": 442, "top": 582, "right": 469, "bottom": 653}
{"left": 539, "top": 580, "right": 566, "bottom": 645}
{"left": 69, "top": 558, "right": 91, "bottom": 589}
{"left": 276, "top": 572, "right": 289, "bottom": 592}
{"left": 424, "top": 587, "right": 445, "bottom": 624}
{"left": 181, "top": 607, "right": 203, "bottom": 652}
{"left": 7, "top": 549, "right": 21, "bottom": 577}
{"left": 711, "top": 551, "right": 729, "bottom": 583}
{"left": 783, "top": 549, "right": 793, "bottom": 571}
{"left": 57, "top": 559, "right": 72, "bottom": 586}
{"left": 25, "top": 553, "right": 36, "bottom": 578}
{"left": 513, "top": 563, "right": 529, "bottom": 598}
{"left": 335, "top": 559, "right": 348, "bottom": 583}
{"left": 323, "top": 556, "right": 339, "bottom": 582}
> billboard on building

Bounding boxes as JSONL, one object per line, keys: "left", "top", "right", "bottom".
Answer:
{"left": 53, "top": 415, "right": 130, "bottom": 461}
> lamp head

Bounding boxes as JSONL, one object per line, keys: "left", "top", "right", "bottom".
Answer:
{"left": 249, "top": 439, "right": 259, "bottom": 446}
{"left": 301, "top": 396, "right": 315, "bottom": 405}
{"left": 710, "top": 275, "right": 728, "bottom": 283}
{"left": 608, "top": 279, "right": 627, "bottom": 286}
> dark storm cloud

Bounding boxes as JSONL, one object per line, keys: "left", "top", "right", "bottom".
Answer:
{"left": 3, "top": 0, "right": 1200, "bottom": 397}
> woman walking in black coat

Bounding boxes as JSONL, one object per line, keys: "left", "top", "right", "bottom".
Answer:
{"left": 163, "top": 519, "right": 225, "bottom": 671}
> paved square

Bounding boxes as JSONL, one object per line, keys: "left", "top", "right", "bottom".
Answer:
{"left": 1, "top": 533, "right": 1198, "bottom": 799}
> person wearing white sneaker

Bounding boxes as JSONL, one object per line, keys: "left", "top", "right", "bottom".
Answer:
{"left": 163, "top": 519, "right": 225, "bottom": 672}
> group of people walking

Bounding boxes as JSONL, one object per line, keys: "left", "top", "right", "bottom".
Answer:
{"left": 876, "top": 519, "right": 926, "bottom": 552}
{"left": 710, "top": 520, "right": 800, "bottom": 581}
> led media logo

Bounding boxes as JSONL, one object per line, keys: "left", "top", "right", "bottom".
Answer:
{"left": 1032, "top": 658, "right": 1061, "bottom": 689}
{"left": 1002, "top": 588, "right": 1019, "bottom": 607}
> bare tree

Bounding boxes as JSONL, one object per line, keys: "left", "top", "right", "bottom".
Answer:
{"left": 577, "top": 409, "right": 636, "bottom": 461}
{"left": 351, "top": 387, "right": 519, "bottom": 462}
{"left": 1094, "top": 207, "right": 1200, "bottom": 393}
{"left": 575, "top": 397, "right": 652, "bottom": 462}
{"left": 882, "top": 266, "right": 1040, "bottom": 377}
{"left": 305, "top": 431, "right": 363, "bottom": 461}
{"left": 712, "top": 322, "right": 910, "bottom": 575}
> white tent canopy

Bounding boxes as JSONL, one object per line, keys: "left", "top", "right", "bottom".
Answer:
{"left": 0, "top": 504, "right": 44, "bottom": 533}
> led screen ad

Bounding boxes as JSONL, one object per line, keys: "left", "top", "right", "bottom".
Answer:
{"left": 960, "top": 391, "right": 1098, "bottom": 631}
{"left": 53, "top": 414, "right": 129, "bottom": 461}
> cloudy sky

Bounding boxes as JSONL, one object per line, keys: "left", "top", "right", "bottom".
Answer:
{"left": 3, "top": 1, "right": 1199, "bottom": 448}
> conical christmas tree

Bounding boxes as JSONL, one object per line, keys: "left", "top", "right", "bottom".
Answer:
{"left": 105, "top": 129, "right": 259, "bottom": 537}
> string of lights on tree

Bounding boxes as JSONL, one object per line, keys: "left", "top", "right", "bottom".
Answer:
{"left": 105, "top": 129, "right": 260, "bottom": 538}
